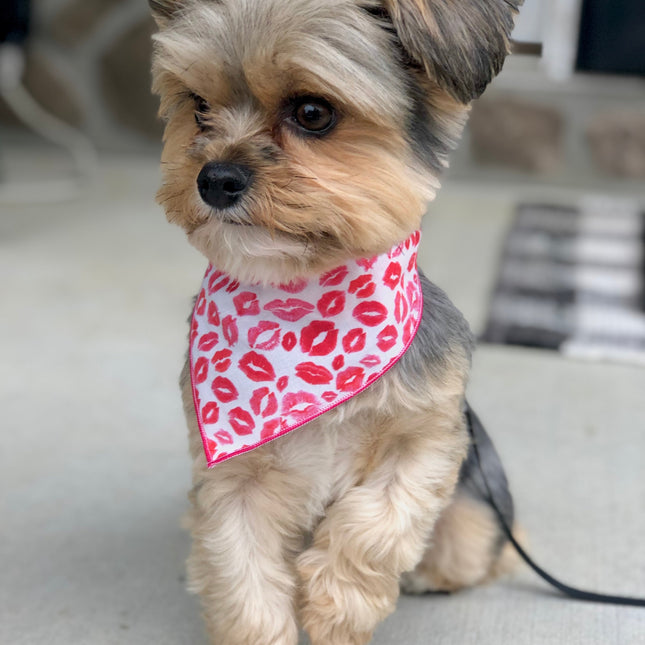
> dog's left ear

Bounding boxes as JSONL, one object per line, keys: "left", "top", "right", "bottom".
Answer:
{"left": 383, "top": 0, "right": 522, "bottom": 103}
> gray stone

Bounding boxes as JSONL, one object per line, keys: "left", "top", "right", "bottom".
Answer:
{"left": 469, "top": 96, "right": 564, "bottom": 173}
{"left": 587, "top": 110, "right": 645, "bottom": 180}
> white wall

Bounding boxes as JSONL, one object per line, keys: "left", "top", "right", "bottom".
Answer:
{"left": 512, "top": 0, "right": 546, "bottom": 43}
{"left": 512, "top": 0, "right": 584, "bottom": 80}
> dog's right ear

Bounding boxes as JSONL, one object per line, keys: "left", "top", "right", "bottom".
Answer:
{"left": 149, "top": 0, "right": 187, "bottom": 26}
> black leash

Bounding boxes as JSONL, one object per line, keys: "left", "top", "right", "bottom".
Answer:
{"left": 465, "top": 407, "right": 645, "bottom": 607}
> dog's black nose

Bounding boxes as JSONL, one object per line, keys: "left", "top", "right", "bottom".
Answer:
{"left": 197, "top": 162, "right": 253, "bottom": 210}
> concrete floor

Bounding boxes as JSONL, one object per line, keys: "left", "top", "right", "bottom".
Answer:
{"left": 2, "top": 153, "right": 645, "bottom": 644}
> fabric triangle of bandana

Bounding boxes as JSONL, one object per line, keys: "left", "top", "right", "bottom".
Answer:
{"left": 190, "top": 230, "right": 423, "bottom": 466}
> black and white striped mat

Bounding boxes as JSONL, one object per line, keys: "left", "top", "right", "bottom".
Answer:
{"left": 481, "top": 199, "right": 645, "bottom": 365}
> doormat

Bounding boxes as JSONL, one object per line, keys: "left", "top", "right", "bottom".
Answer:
{"left": 481, "top": 199, "right": 645, "bottom": 365}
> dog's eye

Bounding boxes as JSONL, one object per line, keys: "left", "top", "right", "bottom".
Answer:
{"left": 191, "top": 93, "right": 210, "bottom": 129}
{"left": 292, "top": 98, "right": 336, "bottom": 134}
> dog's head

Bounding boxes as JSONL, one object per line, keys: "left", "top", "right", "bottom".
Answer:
{"left": 151, "top": 0, "right": 520, "bottom": 283}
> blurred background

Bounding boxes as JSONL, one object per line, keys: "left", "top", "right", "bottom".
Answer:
{"left": 2, "top": 0, "right": 645, "bottom": 174}
{"left": 2, "top": 2, "right": 645, "bottom": 644}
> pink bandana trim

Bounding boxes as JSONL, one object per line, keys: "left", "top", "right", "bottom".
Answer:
{"left": 189, "top": 230, "right": 423, "bottom": 466}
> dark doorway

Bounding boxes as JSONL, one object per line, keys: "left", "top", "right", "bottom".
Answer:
{"left": 576, "top": 0, "right": 645, "bottom": 76}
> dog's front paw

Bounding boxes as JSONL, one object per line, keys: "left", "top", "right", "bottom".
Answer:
{"left": 297, "top": 547, "right": 396, "bottom": 645}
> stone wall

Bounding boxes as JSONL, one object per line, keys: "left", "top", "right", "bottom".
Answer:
{"left": 1, "top": 0, "right": 162, "bottom": 150}
{"left": 4, "top": 3, "right": 645, "bottom": 182}
{"left": 457, "top": 56, "right": 645, "bottom": 184}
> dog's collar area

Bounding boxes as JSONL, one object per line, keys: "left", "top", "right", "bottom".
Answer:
{"left": 189, "top": 230, "right": 423, "bottom": 466}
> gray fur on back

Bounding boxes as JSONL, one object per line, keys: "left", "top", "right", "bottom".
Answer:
{"left": 395, "top": 269, "right": 475, "bottom": 389}
{"left": 397, "top": 271, "right": 513, "bottom": 546}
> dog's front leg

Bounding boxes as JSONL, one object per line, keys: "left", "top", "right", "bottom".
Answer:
{"left": 298, "top": 409, "right": 468, "bottom": 645}
{"left": 186, "top": 454, "right": 314, "bottom": 645}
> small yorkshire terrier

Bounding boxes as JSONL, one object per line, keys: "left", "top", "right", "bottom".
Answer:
{"left": 150, "top": 1, "right": 521, "bottom": 643}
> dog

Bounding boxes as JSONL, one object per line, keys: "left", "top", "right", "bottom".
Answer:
{"left": 150, "top": 1, "right": 521, "bottom": 643}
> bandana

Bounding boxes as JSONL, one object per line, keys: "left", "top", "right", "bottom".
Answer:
{"left": 190, "top": 230, "right": 423, "bottom": 466}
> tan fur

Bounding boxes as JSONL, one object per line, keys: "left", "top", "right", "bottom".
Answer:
{"left": 181, "top": 354, "right": 470, "bottom": 645}
{"left": 401, "top": 494, "right": 518, "bottom": 593}
{"left": 151, "top": 0, "right": 520, "bottom": 642}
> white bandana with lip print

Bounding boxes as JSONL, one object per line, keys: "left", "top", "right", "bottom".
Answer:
{"left": 189, "top": 230, "right": 423, "bottom": 466}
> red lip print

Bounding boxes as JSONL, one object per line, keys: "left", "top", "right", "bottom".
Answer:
{"left": 342, "top": 328, "right": 366, "bottom": 353}
{"left": 336, "top": 366, "right": 365, "bottom": 393}
{"left": 278, "top": 279, "right": 307, "bottom": 293}
{"left": 377, "top": 325, "right": 398, "bottom": 351}
{"left": 211, "top": 376, "right": 239, "bottom": 403}
{"left": 332, "top": 354, "right": 345, "bottom": 370}
{"left": 248, "top": 321, "right": 281, "bottom": 351}
{"left": 388, "top": 243, "right": 403, "bottom": 258}
{"left": 360, "top": 354, "right": 381, "bottom": 368}
{"left": 357, "top": 256, "right": 377, "bottom": 270}
{"left": 208, "top": 271, "right": 229, "bottom": 293}
{"left": 281, "top": 331, "right": 297, "bottom": 351}
{"left": 317, "top": 290, "right": 345, "bottom": 318}
{"left": 228, "top": 407, "right": 255, "bottom": 435}
{"left": 322, "top": 391, "right": 337, "bottom": 402}
{"left": 402, "top": 317, "right": 417, "bottom": 346}
{"left": 250, "top": 387, "right": 278, "bottom": 417}
{"left": 394, "top": 291, "right": 408, "bottom": 324}
{"left": 277, "top": 375, "right": 289, "bottom": 391}
{"left": 225, "top": 279, "right": 240, "bottom": 293}
{"left": 407, "top": 251, "right": 417, "bottom": 272}
{"left": 264, "top": 298, "right": 315, "bottom": 322}
{"left": 211, "top": 348, "right": 232, "bottom": 372}
{"left": 194, "top": 357, "right": 209, "bottom": 384}
{"left": 406, "top": 281, "right": 422, "bottom": 314}
{"left": 295, "top": 362, "right": 333, "bottom": 385}
{"left": 198, "top": 331, "right": 219, "bottom": 352}
{"left": 383, "top": 261, "right": 402, "bottom": 289}
{"left": 353, "top": 301, "right": 388, "bottom": 327}
{"left": 207, "top": 301, "right": 220, "bottom": 326}
{"left": 195, "top": 290, "right": 207, "bottom": 315}
{"left": 319, "top": 265, "right": 348, "bottom": 287}
{"left": 214, "top": 430, "right": 233, "bottom": 445}
{"left": 222, "top": 315, "right": 238, "bottom": 346}
{"left": 238, "top": 351, "right": 276, "bottom": 381}
{"left": 300, "top": 320, "right": 338, "bottom": 356}
{"left": 233, "top": 291, "right": 260, "bottom": 316}
{"left": 282, "top": 391, "right": 321, "bottom": 423}
{"left": 202, "top": 401, "right": 219, "bottom": 424}
{"left": 348, "top": 275, "right": 376, "bottom": 298}
{"left": 261, "top": 418, "right": 280, "bottom": 439}
{"left": 211, "top": 349, "right": 233, "bottom": 373}
{"left": 205, "top": 438, "right": 218, "bottom": 459}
